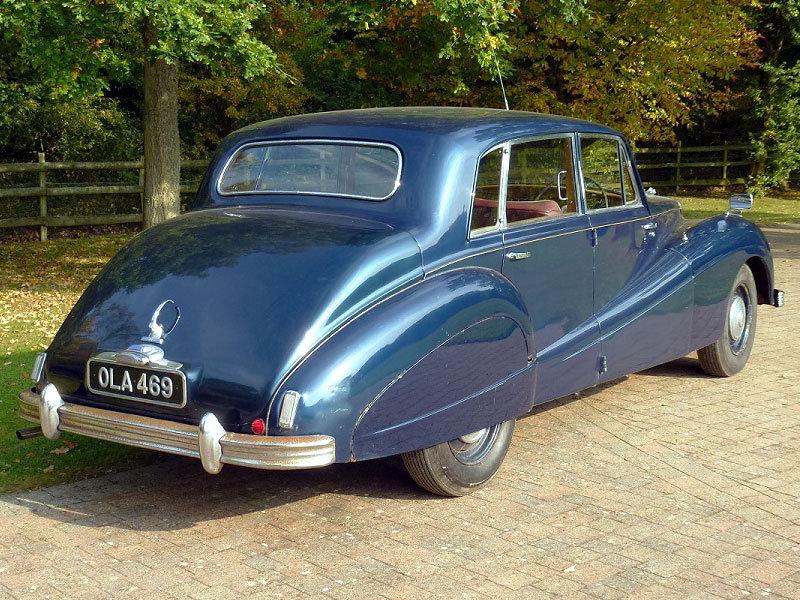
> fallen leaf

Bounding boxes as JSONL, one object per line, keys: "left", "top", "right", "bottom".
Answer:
{"left": 50, "top": 446, "right": 70, "bottom": 455}
{"left": 43, "top": 465, "right": 54, "bottom": 473}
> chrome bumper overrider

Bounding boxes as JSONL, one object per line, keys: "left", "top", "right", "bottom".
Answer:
{"left": 19, "top": 384, "right": 335, "bottom": 474}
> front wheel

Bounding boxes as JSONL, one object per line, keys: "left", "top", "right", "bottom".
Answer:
{"left": 401, "top": 419, "right": 515, "bottom": 497}
{"left": 698, "top": 264, "right": 758, "bottom": 377}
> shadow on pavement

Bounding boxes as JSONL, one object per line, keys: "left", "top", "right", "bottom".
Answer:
{"left": 7, "top": 453, "right": 430, "bottom": 532}
{"left": 636, "top": 356, "right": 708, "bottom": 379}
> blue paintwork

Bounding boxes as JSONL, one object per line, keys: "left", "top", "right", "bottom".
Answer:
{"left": 39, "top": 107, "right": 778, "bottom": 463}
{"left": 267, "top": 268, "right": 534, "bottom": 462}
{"left": 45, "top": 207, "right": 423, "bottom": 428}
{"left": 501, "top": 214, "right": 598, "bottom": 403}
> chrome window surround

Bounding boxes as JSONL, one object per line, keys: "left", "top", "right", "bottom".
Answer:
{"left": 468, "top": 142, "right": 509, "bottom": 238}
{"left": 216, "top": 139, "right": 403, "bottom": 201}
{"left": 576, "top": 133, "right": 643, "bottom": 213}
{"left": 469, "top": 133, "right": 581, "bottom": 239}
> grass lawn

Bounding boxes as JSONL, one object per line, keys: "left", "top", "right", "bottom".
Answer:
{"left": 0, "top": 234, "right": 155, "bottom": 493}
{"left": 0, "top": 191, "right": 797, "bottom": 493}
{"left": 678, "top": 189, "right": 800, "bottom": 224}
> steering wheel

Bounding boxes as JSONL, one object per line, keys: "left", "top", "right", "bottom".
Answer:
{"left": 583, "top": 176, "right": 609, "bottom": 209}
{"left": 533, "top": 183, "right": 556, "bottom": 202}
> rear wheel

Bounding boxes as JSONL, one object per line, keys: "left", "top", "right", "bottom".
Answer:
{"left": 402, "top": 419, "right": 515, "bottom": 497}
{"left": 698, "top": 264, "right": 757, "bottom": 377}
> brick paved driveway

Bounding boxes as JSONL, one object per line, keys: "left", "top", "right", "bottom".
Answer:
{"left": 1, "top": 230, "right": 798, "bottom": 600}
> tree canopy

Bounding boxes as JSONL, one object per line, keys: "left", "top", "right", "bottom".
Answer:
{"left": 0, "top": 0, "right": 796, "bottom": 191}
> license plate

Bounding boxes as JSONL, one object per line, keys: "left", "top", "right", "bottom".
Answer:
{"left": 86, "top": 359, "right": 187, "bottom": 407}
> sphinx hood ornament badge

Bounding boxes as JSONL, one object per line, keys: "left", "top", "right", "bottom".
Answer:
{"left": 142, "top": 300, "right": 181, "bottom": 345}
{"left": 109, "top": 301, "right": 182, "bottom": 367}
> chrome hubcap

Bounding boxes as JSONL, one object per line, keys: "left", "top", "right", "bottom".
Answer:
{"left": 728, "top": 295, "right": 747, "bottom": 341}
{"left": 459, "top": 428, "right": 488, "bottom": 444}
{"left": 449, "top": 426, "right": 498, "bottom": 465}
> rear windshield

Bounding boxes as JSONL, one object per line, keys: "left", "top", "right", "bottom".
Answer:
{"left": 218, "top": 141, "right": 402, "bottom": 200}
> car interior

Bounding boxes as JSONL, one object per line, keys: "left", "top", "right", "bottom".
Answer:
{"left": 471, "top": 138, "right": 579, "bottom": 231}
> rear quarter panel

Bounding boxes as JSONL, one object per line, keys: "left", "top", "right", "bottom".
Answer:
{"left": 268, "top": 268, "right": 536, "bottom": 462}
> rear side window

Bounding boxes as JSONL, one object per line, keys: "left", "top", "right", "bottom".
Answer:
{"left": 506, "top": 137, "right": 578, "bottom": 226}
{"left": 471, "top": 147, "right": 504, "bottom": 233}
{"left": 580, "top": 137, "right": 625, "bottom": 210}
{"left": 218, "top": 141, "right": 401, "bottom": 200}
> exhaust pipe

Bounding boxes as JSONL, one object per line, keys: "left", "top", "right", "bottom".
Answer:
{"left": 16, "top": 427, "right": 43, "bottom": 440}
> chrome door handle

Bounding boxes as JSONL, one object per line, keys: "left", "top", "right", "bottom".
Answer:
{"left": 641, "top": 221, "right": 658, "bottom": 230}
{"left": 505, "top": 251, "right": 531, "bottom": 261}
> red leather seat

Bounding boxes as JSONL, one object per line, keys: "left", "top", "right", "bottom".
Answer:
{"left": 473, "top": 197, "right": 562, "bottom": 228}
{"left": 507, "top": 200, "right": 562, "bottom": 219}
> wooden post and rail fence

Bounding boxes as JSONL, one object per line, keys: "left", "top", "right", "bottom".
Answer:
{"left": 0, "top": 155, "right": 207, "bottom": 241}
{"left": 0, "top": 144, "right": 763, "bottom": 241}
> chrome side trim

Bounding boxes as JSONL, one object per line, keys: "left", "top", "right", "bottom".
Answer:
{"left": 216, "top": 139, "right": 403, "bottom": 201}
{"left": 435, "top": 208, "right": 681, "bottom": 273}
{"left": 503, "top": 226, "right": 593, "bottom": 250}
{"left": 19, "top": 389, "right": 335, "bottom": 473}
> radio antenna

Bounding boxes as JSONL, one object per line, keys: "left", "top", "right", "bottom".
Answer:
{"left": 491, "top": 46, "right": 509, "bottom": 110}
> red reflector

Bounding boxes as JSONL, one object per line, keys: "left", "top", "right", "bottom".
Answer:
{"left": 250, "top": 418, "right": 266, "bottom": 435}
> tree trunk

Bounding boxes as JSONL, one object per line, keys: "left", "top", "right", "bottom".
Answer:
{"left": 142, "top": 17, "right": 180, "bottom": 228}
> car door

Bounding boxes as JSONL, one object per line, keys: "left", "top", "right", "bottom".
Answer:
{"left": 499, "top": 134, "right": 600, "bottom": 404}
{"left": 579, "top": 135, "right": 691, "bottom": 381}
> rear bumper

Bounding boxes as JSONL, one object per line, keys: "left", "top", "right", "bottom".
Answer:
{"left": 19, "top": 385, "right": 335, "bottom": 474}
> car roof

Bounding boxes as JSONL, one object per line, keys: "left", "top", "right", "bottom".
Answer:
{"left": 199, "top": 108, "right": 633, "bottom": 265}
{"left": 232, "top": 107, "right": 622, "bottom": 144}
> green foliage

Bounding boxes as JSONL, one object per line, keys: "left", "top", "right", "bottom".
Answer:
{"left": 0, "top": 91, "right": 139, "bottom": 161}
{"left": 0, "top": 0, "right": 283, "bottom": 161}
{"left": 0, "top": 0, "right": 796, "bottom": 187}
{"left": 750, "top": 1, "right": 800, "bottom": 188}
{"left": 500, "top": 0, "right": 757, "bottom": 142}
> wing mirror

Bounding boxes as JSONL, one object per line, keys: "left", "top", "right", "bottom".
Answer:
{"left": 729, "top": 192, "right": 753, "bottom": 212}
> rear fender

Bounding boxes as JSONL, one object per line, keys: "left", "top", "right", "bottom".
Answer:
{"left": 677, "top": 216, "right": 774, "bottom": 350}
{"left": 268, "top": 268, "right": 534, "bottom": 462}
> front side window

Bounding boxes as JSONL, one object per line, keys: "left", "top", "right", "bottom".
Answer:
{"left": 218, "top": 141, "right": 401, "bottom": 200}
{"left": 471, "top": 147, "right": 504, "bottom": 233}
{"left": 506, "top": 137, "right": 578, "bottom": 226}
{"left": 580, "top": 137, "right": 625, "bottom": 210}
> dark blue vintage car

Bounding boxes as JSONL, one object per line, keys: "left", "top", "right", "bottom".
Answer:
{"left": 19, "top": 108, "right": 784, "bottom": 496}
